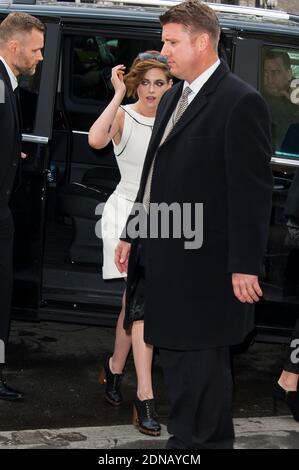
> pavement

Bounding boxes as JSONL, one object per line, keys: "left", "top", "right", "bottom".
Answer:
{"left": 0, "top": 417, "right": 299, "bottom": 449}
{"left": 0, "top": 319, "right": 298, "bottom": 449}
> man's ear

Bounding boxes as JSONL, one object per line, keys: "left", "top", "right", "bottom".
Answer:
{"left": 196, "top": 32, "right": 210, "bottom": 52}
{"left": 7, "top": 39, "right": 19, "bottom": 55}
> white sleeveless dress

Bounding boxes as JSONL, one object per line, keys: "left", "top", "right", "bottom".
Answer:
{"left": 101, "top": 105, "right": 154, "bottom": 279}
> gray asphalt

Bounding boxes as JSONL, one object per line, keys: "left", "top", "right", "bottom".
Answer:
{"left": 0, "top": 319, "right": 298, "bottom": 449}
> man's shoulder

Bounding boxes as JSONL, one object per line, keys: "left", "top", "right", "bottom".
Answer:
{"left": 219, "top": 71, "right": 267, "bottom": 112}
{"left": 223, "top": 71, "right": 259, "bottom": 98}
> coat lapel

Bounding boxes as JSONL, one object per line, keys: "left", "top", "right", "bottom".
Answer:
{"left": 146, "top": 83, "right": 183, "bottom": 157}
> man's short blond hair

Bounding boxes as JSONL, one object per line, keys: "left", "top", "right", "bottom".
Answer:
{"left": 160, "top": 0, "right": 220, "bottom": 51}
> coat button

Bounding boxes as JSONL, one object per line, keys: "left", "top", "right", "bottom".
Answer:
{"left": 12, "top": 162, "right": 17, "bottom": 167}
{"left": 6, "top": 190, "right": 10, "bottom": 195}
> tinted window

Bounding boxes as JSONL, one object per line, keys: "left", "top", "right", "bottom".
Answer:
{"left": 261, "top": 46, "right": 299, "bottom": 158}
{"left": 71, "top": 35, "right": 116, "bottom": 102}
{"left": 70, "top": 35, "right": 162, "bottom": 104}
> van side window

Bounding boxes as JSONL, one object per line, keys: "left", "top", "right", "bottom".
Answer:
{"left": 69, "top": 35, "right": 162, "bottom": 104}
{"left": 261, "top": 46, "right": 299, "bottom": 158}
{"left": 71, "top": 36, "right": 116, "bottom": 102}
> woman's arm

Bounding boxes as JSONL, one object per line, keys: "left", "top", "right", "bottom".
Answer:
{"left": 88, "top": 64, "right": 126, "bottom": 149}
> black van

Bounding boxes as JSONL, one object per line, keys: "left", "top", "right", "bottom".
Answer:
{"left": 1, "top": 0, "right": 299, "bottom": 342}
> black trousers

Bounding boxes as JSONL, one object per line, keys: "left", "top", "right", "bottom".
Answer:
{"left": 159, "top": 347, "right": 235, "bottom": 449}
{"left": 284, "top": 317, "right": 299, "bottom": 374}
{"left": 0, "top": 212, "right": 14, "bottom": 353}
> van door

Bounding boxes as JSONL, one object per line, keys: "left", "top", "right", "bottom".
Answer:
{"left": 10, "top": 20, "right": 61, "bottom": 316}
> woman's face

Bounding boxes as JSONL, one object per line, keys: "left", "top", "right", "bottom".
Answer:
{"left": 136, "top": 67, "right": 172, "bottom": 111}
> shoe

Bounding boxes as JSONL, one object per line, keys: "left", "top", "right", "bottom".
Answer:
{"left": 0, "top": 379, "right": 23, "bottom": 401}
{"left": 132, "top": 397, "right": 161, "bottom": 436}
{"left": 273, "top": 382, "right": 299, "bottom": 422}
{"left": 99, "top": 356, "right": 123, "bottom": 406}
{"left": 166, "top": 435, "right": 188, "bottom": 449}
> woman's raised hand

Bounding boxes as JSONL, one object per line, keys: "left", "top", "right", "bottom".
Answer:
{"left": 111, "top": 64, "right": 126, "bottom": 96}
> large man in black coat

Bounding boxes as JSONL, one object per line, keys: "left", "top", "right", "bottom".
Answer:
{"left": 116, "top": 1, "right": 273, "bottom": 448}
{"left": 0, "top": 12, "right": 44, "bottom": 400}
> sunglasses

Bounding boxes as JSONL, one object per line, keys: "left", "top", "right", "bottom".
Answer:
{"left": 137, "top": 52, "right": 168, "bottom": 64}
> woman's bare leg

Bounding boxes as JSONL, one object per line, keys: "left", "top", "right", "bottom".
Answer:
{"left": 132, "top": 320, "right": 154, "bottom": 400}
{"left": 110, "top": 290, "right": 132, "bottom": 374}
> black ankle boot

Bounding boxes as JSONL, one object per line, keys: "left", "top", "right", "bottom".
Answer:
{"left": 99, "top": 356, "right": 123, "bottom": 406}
{"left": 273, "top": 382, "right": 299, "bottom": 422}
{"left": 133, "top": 397, "right": 161, "bottom": 436}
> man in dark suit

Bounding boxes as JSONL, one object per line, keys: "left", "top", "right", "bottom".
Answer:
{"left": 115, "top": 1, "right": 273, "bottom": 448}
{"left": 0, "top": 12, "right": 44, "bottom": 400}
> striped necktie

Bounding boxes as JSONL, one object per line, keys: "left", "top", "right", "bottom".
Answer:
{"left": 172, "top": 86, "right": 193, "bottom": 126}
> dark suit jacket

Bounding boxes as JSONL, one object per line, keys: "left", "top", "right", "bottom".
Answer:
{"left": 125, "top": 61, "right": 273, "bottom": 350}
{"left": 0, "top": 60, "right": 21, "bottom": 219}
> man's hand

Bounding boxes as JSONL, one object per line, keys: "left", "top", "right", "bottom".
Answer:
{"left": 115, "top": 240, "right": 131, "bottom": 274}
{"left": 21, "top": 152, "right": 28, "bottom": 159}
{"left": 232, "top": 273, "right": 263, "bottom": 304}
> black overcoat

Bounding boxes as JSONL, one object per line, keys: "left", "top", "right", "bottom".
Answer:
{"left": 125, "top": 61, "right": 273, "bottom": 350}
{"left": 0, "top": 60, "right": 21, "bottom": 347}
{"left": 0, "top": 60, "right": 21, "bottom": 218}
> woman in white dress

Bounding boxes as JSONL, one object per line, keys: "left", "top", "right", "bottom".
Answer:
{"left": 88, "top": 52, "right": 172, "bottom": 436}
